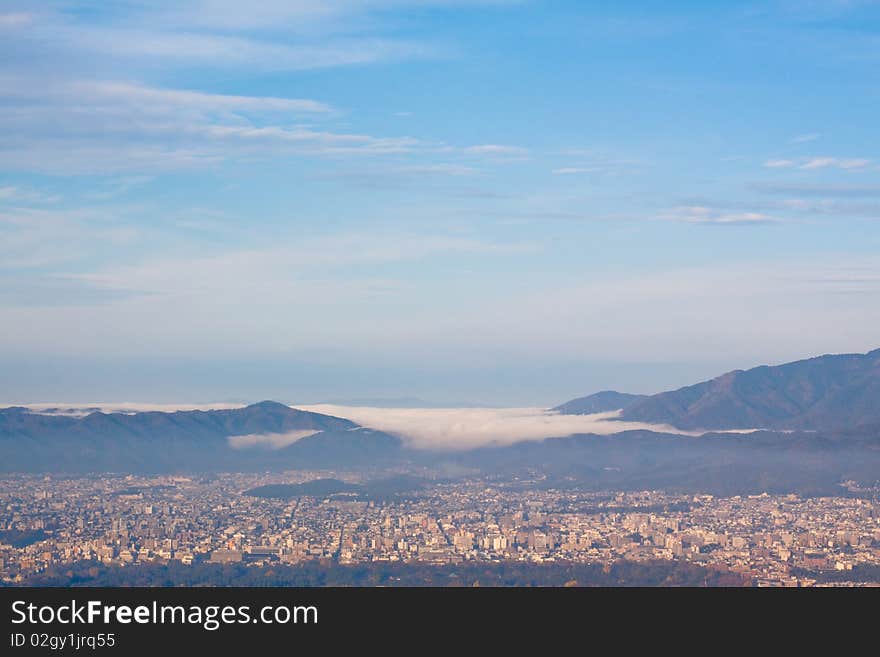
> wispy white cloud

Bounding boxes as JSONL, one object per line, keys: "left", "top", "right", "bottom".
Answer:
{"left": 550, "top": 151, "right": 641, "bottom": 176}
{"left": 0, "top": 74, "right": 329, "bottom": 117}
{"left": 189, "top": 124, "right": 418, "bottom": 153}
{"left": 791, "top": 133, "right": 820, "bottom": 143}
{"left": 60, "top": 28, "right": 436, "bottom": 72}
{"left": 777, "top": 197, "right": 880, "bottom": 218}
{"left": 312, "top": 163, "right": 480, "bottom": 186}
{"left": 661, "top": 205, "right": 778, "bottom": 225}
{"left": 163, "top": 0, "right": 518, "bottom": 32}
{"left": 0, "top": 4, "right": 497, "bottom": 174}
{"left": 803, "top": 157, "right": 870, "bottom": 170}
{"left": 551, "top": 167, "right": 598, "bottom": 175}
{"left": 0, "top": 2, "right": 524, "bottom": 113}
{"left": 751, "top": 182, "right": 880, "bottom": 197}
{"left": 0, "top": 185, "right": 59, "bottom": 204}
{"left": 0, "top": 75, "right": 420, "bottom": 173}
{"left": 0, "top": 145, "right": 225, "bottom": 176}
{"left": 393, "top": 164, "right": 478, "bottom": 176}
{"left": 83, "top": 176, "right": 156, "bottom": 201}
{"left": 463, "top": 144, "right": 528, "bottom": 158}
{"left": 0, "top": 5, "right": 530, "bottom": 175}
{"left": 764, "top": 159, "right": 796, "bottom": 168}
{"left": 69, "top": 80, "right": 334, "bottom": 114}
{"left": 0, "top": 12, "right": 32, "bottom": 29}
{"left": 169, "top": 0, "right": 351, "bottom": 30}
{"left": 763, "top": 156, "right": 872, "bottom": 170}
{"left": 4, "top": 3, "right": 449, "bottom": 72}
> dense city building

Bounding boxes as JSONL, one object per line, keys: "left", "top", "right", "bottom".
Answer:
{"left": 2, "top": 473, "right": 878, "bottom": 586}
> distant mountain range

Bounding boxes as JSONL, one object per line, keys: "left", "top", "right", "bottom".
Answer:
{"left": 556, "top": 348, "right": 880, "bottom": 431}
{"left": 443, "top": 424, "right": 880, "bottom": 496}
{"left": 552, "top": 391, "right": 647, "bottom": 415}
{"left": 0, "top": 401, "right": 401, "bottom": 472}
{"left": 3, "top": 348, "right": 880, "bottom": 494}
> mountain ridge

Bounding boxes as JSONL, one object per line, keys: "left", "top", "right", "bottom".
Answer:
{"left": 0, "top": 401, "right": 401, "bottom": 472}
{"left": 556, "top": 348, "right": 880, "bottom": 431}
{"left": 551, "top": 391, "right": 647, "bottom": 415}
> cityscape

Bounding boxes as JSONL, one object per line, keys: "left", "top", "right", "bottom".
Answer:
{"left": 3, "top": 1, "right": 880, "bottom": 597}
{"left": 3, "top": 471, "right": 878, "bottom": 587}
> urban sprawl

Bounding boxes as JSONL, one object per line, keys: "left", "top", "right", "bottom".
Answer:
{"left": 2, "top": 473, "right": 878, "bottom": 587}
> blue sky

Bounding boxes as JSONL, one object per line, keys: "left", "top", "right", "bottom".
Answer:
{"left": 1, "top": 0, "right": 880, "bottom": 405}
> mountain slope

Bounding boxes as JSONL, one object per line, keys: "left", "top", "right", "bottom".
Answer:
{"left": 443, "top": 423, "right": 880, "bottom": 496}
{"left": 552, "top": 391, "right": 647, "bottom": 415}
{"left": 0, "top": 402, "right": 403, "bottom": 472}
{"left": 619, "top": 348, "right": 880, "bottom": 430}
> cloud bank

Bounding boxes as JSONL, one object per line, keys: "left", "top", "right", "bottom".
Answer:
{"left": 228, "top": 430, "right": 319, "bottom": 450}
{"left": 17, "top": 402, "right": 759, "bottom": 450}
{"left": 296, "top": 404, "right": 696, "bottom": 450}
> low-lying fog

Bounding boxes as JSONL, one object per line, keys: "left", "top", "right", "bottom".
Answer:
{"left": 297, "top": 404, "right": 697, "bottom": 450}
{"left": 19, "top": 402, "right": 753, "bottom": 451}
